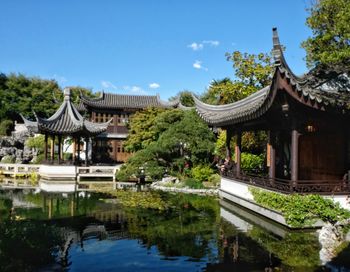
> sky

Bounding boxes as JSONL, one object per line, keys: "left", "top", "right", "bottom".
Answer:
{"left": 0, "top": 0, "right": 312, "bottom": 100}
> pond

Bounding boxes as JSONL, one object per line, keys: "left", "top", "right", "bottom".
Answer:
{"left": 0, "top": 189, "right": 350, "bottom": 271}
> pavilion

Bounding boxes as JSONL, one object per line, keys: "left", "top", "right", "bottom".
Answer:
{"left": 194, "top": 28, "right": 350, "bottom": 196}
{"left": 21, "top": 88, "right": 111, "bottom": 166}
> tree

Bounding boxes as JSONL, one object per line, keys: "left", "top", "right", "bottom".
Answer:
{"left": 117, "top": 110, "right": 215, "bottom": 181}
{"left": 302, "top": 0, "right": 350, "bottom": 68}
{"left": 124, "top": 107, "right": 168, "bottom": 152}
{"left": 202, "top": 52, "right": 274, "bottom": 105}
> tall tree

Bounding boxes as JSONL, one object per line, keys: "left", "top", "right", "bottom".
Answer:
{"left": 202, "top": 52, "right": 274, "bottom": 105}
{"left": 302, "top": 0, "right": 350, "bottom": 68}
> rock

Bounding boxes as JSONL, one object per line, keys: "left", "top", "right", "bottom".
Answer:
{"left": 318, "top": 223, "right": 344, "bottom": 264}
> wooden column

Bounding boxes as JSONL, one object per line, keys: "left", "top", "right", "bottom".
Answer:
{"left": 291, "top": 129, "right": 300, "bottom": 183}
{"left": 51, "top": 135, "right": 55, "bottom": 163}
{"left": 44, "top": 133, "right": 48, "bottom": 161}
{"left": 72, "top": 138, "right": 76, "bottom": 163}
{"left": 85, "top": 137, "right": 89, "bottom": 167}
{"left": 58, "top": 136, "right": 62, "bottom": 164}
{"left": 77, "top": 137, "right": 81, "bottom": 164}
{"left": 226, "top": 128, "right": 233, "bottom": 159}
{"left": 268, "top": 131, "right": 276, "bottom": 180}
{"left": 235, "top": 131, "right": 242, "bottom": 176}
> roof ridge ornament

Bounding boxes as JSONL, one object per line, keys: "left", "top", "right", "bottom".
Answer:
{"left": 63, "top": 87, "right": 71, "bottom": 101}
{"left": 272, "top": 27, "right": 282, "bottom": 66}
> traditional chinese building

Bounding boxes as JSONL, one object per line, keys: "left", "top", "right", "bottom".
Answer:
{"left": 79, "top": 92, "right": 180, "bottom": 163}
{"left": 194, "top": 28, "right": 350, "bottom": 198}
{"left": 21, "top": 88, "right": 110, "bottom": 165}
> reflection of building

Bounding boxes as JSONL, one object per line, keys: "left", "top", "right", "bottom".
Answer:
{"left": 194, "top": 29, "right": 350, "bottom": 215}
{"left": 79, "top": 92, "right": 180, "bottom": 163}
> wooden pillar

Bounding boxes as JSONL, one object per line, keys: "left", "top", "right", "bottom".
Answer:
{"left": 291, "top": 129, "right": 300, "bottom": 183}
{"left": 235, "top": 131, "right": 242, "bottom": 175}
{"left": 226, "top": 128, "right": 233, "bottom": 159}
{"left": 58, "top": 136, "right": 62, "bottom": 164}
{"left": 77, "top": 137, "right": 81, "bottom": 164}
{"left": 51, "top": 135, "right": 55, "bottom": 163}
{"left": 85, "top": 137, "right": 89, "bottom": 167}
{"left": 72, "top": 138, "right": 76, "bottom": 163}
{"left": 268, "top": 131, "right": 276, "bottom": 180}
{"left": 44, "top": 133, "right": 48, "bottom": 161}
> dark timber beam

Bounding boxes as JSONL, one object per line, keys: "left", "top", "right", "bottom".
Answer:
{"left": 235, "top": 130, "right": 242, "bottom": 176}
{"left": 291, "top": 129, "right": 300, "bottom": 183}
{"left": 44, "top": 133, "right": 48, "bottom": 161}
{"left": 268, "top": 131, "right": 276, "bottom": 180}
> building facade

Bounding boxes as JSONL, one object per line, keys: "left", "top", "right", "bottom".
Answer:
{"left": 79, "top": 92, "right": 180, "bottom": 163}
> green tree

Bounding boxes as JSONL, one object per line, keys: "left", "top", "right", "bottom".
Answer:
{"left": 302, "top": 0, "right": 350, "bottom": 68}
{"left": 202, "top": 52, "right": 273, "bottom": 105}
{"left": 169, "top": 90, "right": 195, "bottom": 107}
{"left": 117, "top": 110, "right": 215, "bottom": 181}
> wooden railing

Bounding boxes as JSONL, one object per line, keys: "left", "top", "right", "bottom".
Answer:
{"left": 222, "top": 170, "right": 350, "bottom": 195}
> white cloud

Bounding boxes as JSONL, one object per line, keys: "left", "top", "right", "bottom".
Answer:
{"left": 149, "top": 82, "right": 160, "bottom": 89}
{"left": 203, "top": 40, "right": 220, "bottom": 47}
{"left": 188, "top": 42, "right": 203, "bottom": 51}
{"left": 101, "top": 80, "right": 117, "bottom": 90}
{"left": 193, "top": 60, "right": 208, "bottom": 71}
{"left": 123, "top": 85, "right": 148, "bottom": 95}
{"left": 187, "top": 40, "right": 220, "bottom": 51}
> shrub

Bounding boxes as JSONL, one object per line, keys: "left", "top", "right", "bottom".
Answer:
{"left": 241, "top": 152, "right": 264, "bottom": 173}
{"left": 191, "top": 165, "right": 214, "bottom": 183}
{"left": 1, "top": 155, "right": 15, "bottom": 163}
{"left": 0, "top": 120, "right": 13, "bottom": 136}
{"left": 208, "top": 173, "right": 221, "bottom": 187}
{"left": 183, "top": 178, "right": 205, "bottom": 189}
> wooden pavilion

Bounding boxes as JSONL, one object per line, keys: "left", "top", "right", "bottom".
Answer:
{"left": 21, "top": 88, "right": 110, "bottom": 166}
{"left": 194, "top": 28, "right": 350, "bottom": 195}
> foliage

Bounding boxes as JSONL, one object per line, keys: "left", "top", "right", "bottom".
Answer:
{"left": 118, "top": 110, "right": 215, "bottom": 181}
{"left": 241, "top": 153, "right": 265, "bottom": 173}
{"left": 249, "top": 187, "right": 350, "bottom": 227}
{"left": 0, "top": 73, "right": 95, "bottom": 122}
{"left": 201, "top": 52, "right": 273, "bottom": 105}
{"left": 169, "top": 90, "right": 195, "bottom": 107}
{"left": 124, "top": 107, "right": 167, "bottom": 152}
{"left": 183, "top": 177, "right": 205, "bottom": 189}
{"left": 214, "top": 130, "right": 267, "bottom": 158}
{"left": 1, "top": 155, "right": 15, "bottom": 163}
{"left": 302, "top": 0, "right": 350, "bottom": 67}
{"left": 0, "top": 120, "right": 14, "bottom": 136}
{"left": 25, "top": 135, "right": 45, "bottom": 154}
{"left": 191, "top": 165, "right": 214, "bottom": 183}
{"left": 208, "top": 173, "right": 221, "bottom": 186}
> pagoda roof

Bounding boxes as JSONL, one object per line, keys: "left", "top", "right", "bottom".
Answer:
{"left": 21, "top": 88, "right": 110, "bottom": 136}
{"left": 194, "top": 28, "right": 350, "bottom": 127}
{"left": 79, "top": 92, "right": 180, "bottom": 110}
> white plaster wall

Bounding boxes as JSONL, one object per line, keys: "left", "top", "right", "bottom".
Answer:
{"left": 39, "top": 182, "right": 76, "bottom": 193}
{"left": 221, "top": 177, "right": 254, "bottom": 201}
{"left": 39, "top": 165, "right": 77, "bottom": 175}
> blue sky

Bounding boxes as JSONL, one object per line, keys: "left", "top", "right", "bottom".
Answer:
{"left": 0, "top": 0, "right": 312, "bottom": 100}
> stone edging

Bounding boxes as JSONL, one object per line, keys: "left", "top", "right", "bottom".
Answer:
{"left": 150, "top": 184, "right": 219, "bottom": 196}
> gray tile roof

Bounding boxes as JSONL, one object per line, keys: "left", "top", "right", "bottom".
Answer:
{"left": 21, "top": 88, "right": 110, "bottom": 136}
{"left": 80, "top": 92, "right": 180, "bottom": 110}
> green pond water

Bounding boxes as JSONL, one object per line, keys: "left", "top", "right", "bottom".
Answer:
{"left": 0, "top": 188, "right": 350, "bottom": 271}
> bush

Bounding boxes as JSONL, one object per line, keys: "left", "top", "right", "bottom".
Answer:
{"left": 183, "top": 178, "right": 205, "bottom": 189}
{"left": 1, "top": 155, "right": 15, "bottom": 163}
{"left": 0, "top": 120, "right": 13, "bottom": 136}
{"left": 241, "top": 152, "right": 265, "bottom": 173}
{"left": 208, "top": 174, "right": 221, "bottom": 187}
{"left": 191, "top": 165, "right": 214, "bottom": 183}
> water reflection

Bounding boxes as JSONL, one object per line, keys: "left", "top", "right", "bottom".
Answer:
{"left": 0, "top": 189, "right": 350, "bottom": 271}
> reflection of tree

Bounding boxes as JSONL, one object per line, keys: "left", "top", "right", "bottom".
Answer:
{"left": 0, "top": 220, "right": 64, "bottom": 271}
{"left": 124, "top": 193, "right": 220, "bottom": 260}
